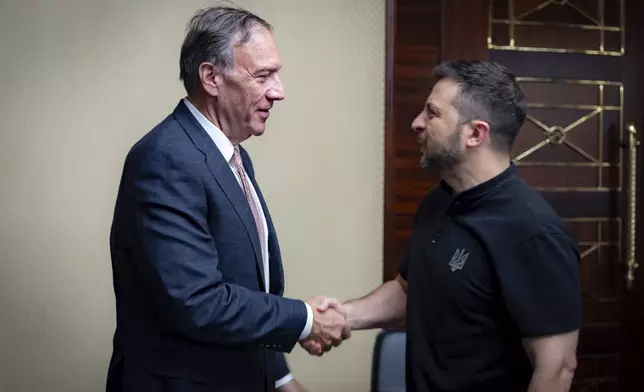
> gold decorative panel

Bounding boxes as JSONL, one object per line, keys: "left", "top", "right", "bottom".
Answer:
{"left": 511, "top": 77, "right": 623, "bottom": 191}
{"left": 488, "top": 0, "right": 625, "bottom": 56}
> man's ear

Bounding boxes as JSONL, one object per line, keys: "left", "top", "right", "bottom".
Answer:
{"left": 198, "top": 62, "right": 223, "bottom": 97}
{"left": 465, "top": 120, "right": 490, "bottom": 148}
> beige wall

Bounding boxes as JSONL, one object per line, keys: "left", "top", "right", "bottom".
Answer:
{"left": 0, "top": 0, "right": 384, "bottom": 391}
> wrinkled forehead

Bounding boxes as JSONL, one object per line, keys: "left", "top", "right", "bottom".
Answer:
{"left": 233, "top": 27, "right": 281, "bottom": 71}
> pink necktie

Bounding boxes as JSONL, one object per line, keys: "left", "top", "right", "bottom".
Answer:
{"left": 231, "top": 146, "right": 265, "bottom": 260}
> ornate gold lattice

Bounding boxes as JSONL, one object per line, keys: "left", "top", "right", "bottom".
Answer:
{"left": 488, "top": 0, "right": 625, "bottom": 56}
{"left": 512, "top": 77, "right": 624, "bottom": 192}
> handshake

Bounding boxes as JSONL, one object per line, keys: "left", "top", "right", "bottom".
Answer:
{"left": 299, "top": 296, "right": 351, "bottom": 356}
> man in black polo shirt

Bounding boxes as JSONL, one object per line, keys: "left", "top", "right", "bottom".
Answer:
{"left": 308, "top": 60, "right": 580, "bottom": 392}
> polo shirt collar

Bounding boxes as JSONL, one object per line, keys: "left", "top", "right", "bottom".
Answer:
{"left": 440, "top": 163, "right": 518, "bottom": 212}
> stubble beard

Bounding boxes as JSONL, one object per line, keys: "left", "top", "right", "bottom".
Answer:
{"left": 420, "top": 128, "right": 464, "bottom": 173}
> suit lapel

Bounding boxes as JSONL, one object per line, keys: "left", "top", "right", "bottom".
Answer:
{"left": 172, "top": 101, "right": 266, "bottom": 290}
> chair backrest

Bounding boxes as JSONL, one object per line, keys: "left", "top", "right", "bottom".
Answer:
{"left": 371, "top": 330, "right": 407, "bottom": 392}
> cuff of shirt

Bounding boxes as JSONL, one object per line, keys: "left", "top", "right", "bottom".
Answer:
{"left": 275, "top": 372, "right": 294, "bottom": 389}
{"left": 298, "top": 302, "right": 313, "bottom": 340}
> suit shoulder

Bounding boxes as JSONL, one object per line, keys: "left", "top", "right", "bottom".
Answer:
{"left": 125, "top": 113, "right": 198, "bottom": 170}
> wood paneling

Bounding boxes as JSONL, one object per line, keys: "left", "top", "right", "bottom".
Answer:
{"left": 441, "top": 0, "right": 490, "bottom": 61}
{"left": 383, "top": 0, "right": 442, "bottom": 281}
{"left": 383, "top": 0, "right": 488, "bottom": 281}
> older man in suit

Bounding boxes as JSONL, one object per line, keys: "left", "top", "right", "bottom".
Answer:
{"left": 106, "top": 6, "right": 349, "bottom": 392}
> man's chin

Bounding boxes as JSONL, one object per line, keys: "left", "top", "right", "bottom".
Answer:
{"left": 251, "top": 127, "right": 266, "bottom": 137}
{"left": 247, "top": 121, "right": 266, "bottom": 137}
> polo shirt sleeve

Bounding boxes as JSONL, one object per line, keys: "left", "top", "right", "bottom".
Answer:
{"left": 500, "top": 231, "right": 581, "bottom": 338}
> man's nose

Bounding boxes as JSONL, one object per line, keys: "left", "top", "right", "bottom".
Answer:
{"left": 267, "top": 75, "right": 285, "bottom": 101}
{"left": 411, "top": 115, "right": 425, "bottom": 134}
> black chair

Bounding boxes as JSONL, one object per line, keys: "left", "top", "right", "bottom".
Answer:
{"left": 370, "top": 330, "right": 406, "bottom": 392}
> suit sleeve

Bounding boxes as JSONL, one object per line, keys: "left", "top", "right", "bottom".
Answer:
{"left": 271, "top": 351, "right": 292, "bottom": 387}
{"left": 130, "top": 147, "right": 307, "bottom": 351}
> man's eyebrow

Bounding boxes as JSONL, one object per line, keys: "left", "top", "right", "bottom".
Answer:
{"left": 426, "top": 102, "right": 440, "bottom": 114}
{"left": 255, "top": 65, "right": 282, "bottom": 74}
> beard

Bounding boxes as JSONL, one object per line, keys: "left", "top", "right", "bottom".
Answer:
{"left": 420, "top": 128, "right": 465, "bottom": 173}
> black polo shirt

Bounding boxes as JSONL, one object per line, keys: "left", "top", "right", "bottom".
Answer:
{"left": 398, "top": 165, "right": 580, "bottom": 392}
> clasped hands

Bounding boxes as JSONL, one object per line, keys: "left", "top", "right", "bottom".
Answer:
{"left": 299, "top": 296, "right": 350, "bottom": 356}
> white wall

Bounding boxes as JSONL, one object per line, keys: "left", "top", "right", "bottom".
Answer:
{"left": 0, "top": 0, "right": 384, "bottom": 391}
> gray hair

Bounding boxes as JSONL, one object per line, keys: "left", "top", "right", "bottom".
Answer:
{"left": 179, "top": 5, "right": 272, "bottom": 95}
{"left": 433, "top": 60, "right": 527, "bottom": 152}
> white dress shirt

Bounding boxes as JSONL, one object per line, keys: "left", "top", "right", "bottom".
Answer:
{"left": 183, "top": 98, "right": 312, "bottom": 388}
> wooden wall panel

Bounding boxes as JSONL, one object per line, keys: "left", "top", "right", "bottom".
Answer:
{"left": 441, "top": 0, "right": 490, "bottom": 61}
{"left": 383, "top": 0, "right": 442, "bottom": 281}
{"left": 383, "top": 0, "right": 488, "bottom": 281}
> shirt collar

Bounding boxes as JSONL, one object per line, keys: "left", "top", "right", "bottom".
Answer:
{"left": 183, "top": 98, "right": 235, "bottom": 162}
{"left": 440, "top": 163, "right": 518, "bottom": 213}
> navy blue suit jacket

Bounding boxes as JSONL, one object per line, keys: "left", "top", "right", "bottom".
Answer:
{"left": 106, "top": 101, "right": 307, "bottom": 392}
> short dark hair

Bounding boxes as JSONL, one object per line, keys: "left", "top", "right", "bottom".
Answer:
{"left": 433, "top": 60, "right": 527, "bottom": 152}
{"left": 179, "top": 6, "right": 272, "bottom": 95}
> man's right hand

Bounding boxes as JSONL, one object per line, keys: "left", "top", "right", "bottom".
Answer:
{"left": 299, "top": 297, "right": 350, "bottom": 356}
